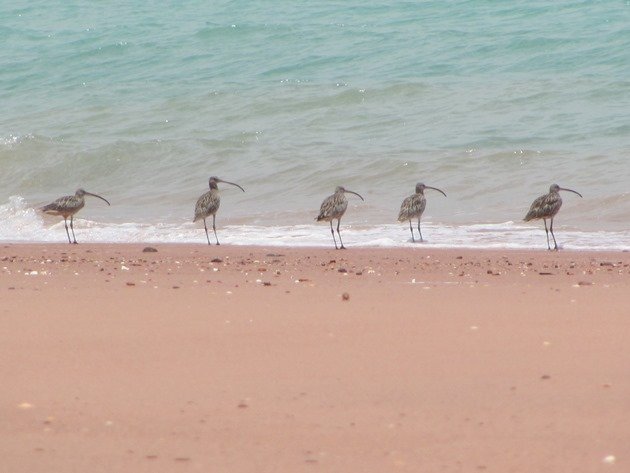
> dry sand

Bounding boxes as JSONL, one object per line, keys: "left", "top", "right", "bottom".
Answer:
{"left": 1, "top": 243, "right": 629, "bottom": 472}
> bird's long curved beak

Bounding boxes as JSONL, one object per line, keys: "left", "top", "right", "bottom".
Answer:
{"left": 426, "top": 186, "right": 447, "bottom": 197}
{"left": 560, "top": 187, "right": 582, "bottom": 198}
{"left": 219, "top": 180, "right": 245, "bottom": 192}
{"left": 345, "top": 190, "right": 364, "bottom": 201}
{"left": 85, "top": 192, "right": 111, "bottom": 206}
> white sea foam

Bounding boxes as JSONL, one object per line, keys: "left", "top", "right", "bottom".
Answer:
{"left": 2, "top": 195, "right": 629, "bottom": 250}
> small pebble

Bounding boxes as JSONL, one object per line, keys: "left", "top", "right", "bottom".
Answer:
{"left": 342, "top": 292, "right": 350, "bottom": 301}
{"left": 602, "top": 455, "right": 616, "bottom": 465}
{"left": 142, "top": 247, "right": 158, "bottom": 253}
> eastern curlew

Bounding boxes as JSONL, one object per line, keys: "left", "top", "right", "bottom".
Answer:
{"left": 398, "top": 183, "right": 447, "bottom": 243}
{"left": 524, "top": 183, "right": 582, "bottom": 250}
{"left": 40, "top": 188, "right": 110, "bottom": 244}
{"left": 316, "top": 186, "right": 364, "bottom": 249}
{"left": 193, "top": 176, "right": 245, "bottom": 245}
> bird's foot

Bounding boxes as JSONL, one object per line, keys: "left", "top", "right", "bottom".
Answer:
{"left": 72, "top": 241, "right": 78, "bottom": 245}
{"left": 340, "top": 245, "right": 346, "bottom": 250}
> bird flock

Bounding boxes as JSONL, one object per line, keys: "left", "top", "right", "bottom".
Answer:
{"left": 40, "top": 180, "right": 582, "bottom": 250}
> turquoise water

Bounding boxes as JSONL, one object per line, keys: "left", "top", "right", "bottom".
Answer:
{"left": 1, "top": 1, "right": 630, "bottom": 246}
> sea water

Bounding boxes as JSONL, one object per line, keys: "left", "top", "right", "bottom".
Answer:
{"left": 1, "top": 1, "right": 629, "bottom": 248}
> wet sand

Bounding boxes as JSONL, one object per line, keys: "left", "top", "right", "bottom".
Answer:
{"left": 1, "top": 243, "right": 629, "bottom": 472}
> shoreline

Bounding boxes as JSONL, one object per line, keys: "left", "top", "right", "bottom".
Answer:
{"left": 2, "top": 244, "right": 629, "bottom": 472}
{"left": 3, "top": 199, "right": 630, "bottom": 250}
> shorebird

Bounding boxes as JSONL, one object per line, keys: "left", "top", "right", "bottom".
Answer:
{"left": 398, "top": 183, "right": 447, "bottom": 243}
{"left": 40, "top": 188, "right": 110, "bottom": 244}
{"left": 524, "top": 183, "right": 582, "bottom": 250}
{"left": 316, "top": 186, "right": 364, "bottom": 249}
{"left": 193, "top": 176, "right": 245, "bottom": 245}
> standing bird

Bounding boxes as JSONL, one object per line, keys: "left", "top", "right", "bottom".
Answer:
{"left": 40, "top": 188, "right": 110, "bottom": 244}
{"left": 524, "top": 183, "right": 582, "bottom": 250}
{"left": 316, "top": 186, "right": 364, "bottom": 250}
{"left": 398, "top": 183, "right": 447, "bottom": 243}
{"left": 193, "top": 176, "right": 245, "bottom": 245}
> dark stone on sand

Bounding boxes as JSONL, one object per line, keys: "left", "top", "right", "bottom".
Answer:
{"left": 142, "top": 247, "right": 158, "bottom": 253}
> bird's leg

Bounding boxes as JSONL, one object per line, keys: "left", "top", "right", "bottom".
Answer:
{"left": 543, "top": 219, "right": 551, "bottom": 250}
{"left": 203, "top": 218, "right": 211, "bottom": 245}
{"left": 63, "top": 217, "right": 72, "bottom": 244}
{"left": 337, "top": 219, "right": 346, "bottom": 250}
{"left": 330, "top": 221, "right": 338, "bottom": 250}
{"left": 550, "top": 218, "right": 558, "bottom": 251}
{"left": 70, "top": 215, "right": 78, "bottom": 244}
{"left": 409, "top": 220, "right": 415, "bottom": 243}
{"left": 212, "top": 214, "right": 220, "bottom": 245}
{"left": 417, "top": 219, "right": 423, "bottom": 242}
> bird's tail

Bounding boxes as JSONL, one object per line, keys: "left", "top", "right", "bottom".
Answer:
{"left": 523, "top": 210, "right": 536, "bottom": 222}
{"left": 40, "top": 203, "right": 56, "bottom": 213}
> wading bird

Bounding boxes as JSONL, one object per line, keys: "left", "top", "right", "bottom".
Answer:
{"left": 40, "top": 188, "right": 110, "bottom": 244}
{"left": 316, "top": 186, "right": 364, "bottom": 249}
{"left": 524, "top": 183, "right": 582, "bottom": 250}
{"left": 193, "top": 176, "right": 245, "bottom": 245}
{"left": 398, "top": 183, "right": 447, "bottom": 243}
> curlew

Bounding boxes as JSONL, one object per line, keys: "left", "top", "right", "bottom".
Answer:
{"left": 40, "top": 188, "right": 110, "bottom": 244}
{"left": 193, "top": 176, "right": 245, "bottom": 245}
{"left": 398, "top": 183, "right": 446, "bottom": 243}
{"left": 524, "top": 183, "right": 582, "bottom": 250}
{"left": 316, "top": 186, "right": 364, "bottom": 249}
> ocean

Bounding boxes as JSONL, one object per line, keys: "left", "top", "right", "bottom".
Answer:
{"left": 1, "top": 1, "right": 629, "bottom": 248}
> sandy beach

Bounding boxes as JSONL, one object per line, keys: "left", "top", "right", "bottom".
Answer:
{"left": 1, "top": 243, "right": 629, "bottom": 472}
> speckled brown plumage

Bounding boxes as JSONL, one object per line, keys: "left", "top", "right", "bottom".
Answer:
{"left": 41, "top": 189, "right": 110, "bottom": 244}
{"left": 524, "top": 184, "right": 582, "bottom": 250}
{"left": 193, "top": 176, "right": 244, "bottom": 245}
{"left": 316, "top": 186, "right": 364, "bottom": 249}
{"left": 398, "top": 183, "right": 446, "bottom": 243}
